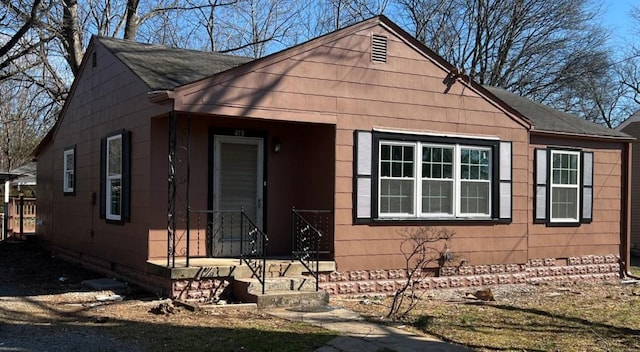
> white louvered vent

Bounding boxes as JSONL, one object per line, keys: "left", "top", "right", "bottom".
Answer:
{"left": 371, "top": 34, "right": 388, "bottom": 63}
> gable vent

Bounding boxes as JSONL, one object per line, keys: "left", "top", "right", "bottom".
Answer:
{"left": 371, "top": 34, "right": 387, "bottom": 63}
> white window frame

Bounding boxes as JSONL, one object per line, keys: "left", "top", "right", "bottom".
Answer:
{"left": 63, "top": 148, "right": 74, "bottom": 193}
{"left": 549, "top": 150, "right": 580, "bottom": 223}
{"left": 378, "top": 141, "right": 416, "bottom": 217}
{"left": 106, "top": 134, "right": 122, "bottom": 221}
{"left": 377, "top": 140, "right": 492, "bottom": 219}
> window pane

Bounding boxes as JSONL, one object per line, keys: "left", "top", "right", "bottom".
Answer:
{"left": 570, "top": 154, "right": 577, "bottom": 168}
{"left": 422, "top": 163, "right": 431, "bottom": 178}
{"left": 460, "top": 181, "right": 490, "bottom": 215}
{"left": 404, "top": 163, "right": 413, "bottom": 177}
{"left": 380, "top": 179, "right": 414, "bottom": 214}
{"left": 442, "top": 148, "right": 452, "bottom": 163}
{"left": 108, "top": 137, "right": 122, "bottom": 176}
{"left": 404, "top": 146, "right": 413, "bottom": 161}
{"left": 432, "top": 165, "right": 441, "bottom": 178}
{"left": 552, "top": 187, "right": 578, "bottom": 220}
{"left": 551, "top": 152, "right": 579, "bottom": 186}
{"left": 433, "top": 148, "right": 441, "bottom": 162}
{"left": 461, "top": 149, "right": 470, "bottom": 163}
{"left": 479, "top": 165, "right": 489, "bottom": 180}
{"left": 392, "top": 163, "right": 402, "bottom": 177}
{"left": 381, "top": 144, "right": 390, "bottom": 160}
{"left": 423, "top": 148, "right": 431, "bottom": 162}
{"left": 66, "top": 153, "right": 74, "bottom": 170}
{"left": 392, "top": 145, "right": 403, "bottom": 161}
{"left": 422, "top": 180, "right": 453, "bottom": 214}
{"left": 443, "top": 164, "right": 452, "bottom": 178}
{"left": 569, "top": 170, "right": 577, "bottom": 184}
{"left": 422, "top": 146, "right": 453, "bottom": 181}
{"left": 109, "top": 178, "right": 122, "bottom": 216}
{"left": 381, "top": 162, "right": 390, "bottom": 177}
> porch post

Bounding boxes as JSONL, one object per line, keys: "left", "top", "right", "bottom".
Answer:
{"left": 3, "top": 180, "right": 8, "bottom": 241}
{"left": 167, "top": 111, "right": 177, "bottom": 268}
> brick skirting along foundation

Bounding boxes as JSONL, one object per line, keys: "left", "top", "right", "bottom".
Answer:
{"left": 49, "top": 245, "right": 623, "bottom": 302}
{"left": 318, "top": 254, "right": 622, "bottom": 296}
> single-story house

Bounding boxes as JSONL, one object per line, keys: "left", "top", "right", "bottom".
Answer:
{"left": 616, "top": 110, "right": 640, "bottom": 256}
{"left": 34, "top": 16, "right": 633, "bottom": 301}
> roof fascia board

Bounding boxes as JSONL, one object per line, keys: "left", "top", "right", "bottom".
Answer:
{"left": 531, "top": 129, "right": 635, "bottom": 142}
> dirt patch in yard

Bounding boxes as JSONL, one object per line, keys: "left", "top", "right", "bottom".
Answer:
{"left": 0, "top": 241, "right": 335, "bottom": 352}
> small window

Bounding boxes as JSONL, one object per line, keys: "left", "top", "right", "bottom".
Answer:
{"left": 63, "top": 147, "right": 75, "bottom": 194}
{"left": 550, "top": 150, "right": 580, "bottom": 222}
{"left": 100, "top": 130, "right": 131, "bottom": 223}
{"left": 534, "top": 148, "right": 593, "bottom": 225}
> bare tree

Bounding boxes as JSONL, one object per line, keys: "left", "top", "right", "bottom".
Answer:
{"left": 396, "top": 0, "right": 615, "bottom": 123}
{"left": 387, "top": 226, "right": 455, "bottom": 320}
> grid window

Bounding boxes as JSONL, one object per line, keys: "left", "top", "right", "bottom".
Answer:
{"left": 550, "top": 150, "right": 580, "bottom": 222}
{"left": 378, "top": 141, "right": 492, "bottom": 218}
{"left": 63, "top": 148, "right": 75, "bottom": 193}
{"left": 106, "top": 134, "right": 122, "bottom": 220}
{"left": 379, "top": 143, "right": 415, "bottom": 215}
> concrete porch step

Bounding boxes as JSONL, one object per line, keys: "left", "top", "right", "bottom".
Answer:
{"left": 236, "top": 276, "right": 318, "bottom": 294}
{"left": 147, "top": 258, "right": 336, "bottom": 280}
{"left": 252, "top": 290, "right": 329, "bottom": 309}
{"left": 233, "top": 276, "right": 328, "bottom": 309}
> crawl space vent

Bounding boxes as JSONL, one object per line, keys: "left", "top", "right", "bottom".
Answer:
{"left": 371, "top": 34, "right": 388, "bottom": 63}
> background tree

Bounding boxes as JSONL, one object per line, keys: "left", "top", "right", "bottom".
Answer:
{"left": 395, "top": 0, "right": 626, "bottom": 126}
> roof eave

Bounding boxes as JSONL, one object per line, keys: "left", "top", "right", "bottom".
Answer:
{"left": 148, "top": 90, "right": 175, "bottom": 104}
{"left": 531, "top": 129, "right": 635, "bottom": 142}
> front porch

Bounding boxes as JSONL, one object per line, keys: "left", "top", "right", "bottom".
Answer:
{"left": 147, "top": 256, "right": 336, "bottom": 307}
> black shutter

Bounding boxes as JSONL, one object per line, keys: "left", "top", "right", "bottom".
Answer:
{"left": 581, "top": 151, "right": 593, "bottom": 223}
{"left": 354, "top": 131, "right": 372, "bottom": 222}
{"left": 99, "top": 137, "right": 106, "bottom": 219}
{"left": 122, "top": 131, "right": 132, "bottom": 222}
{"left": 534, "top": 148, "right": 547, "bottom": 222}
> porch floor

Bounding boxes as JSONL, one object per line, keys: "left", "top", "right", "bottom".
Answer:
{"left": 147, "top": 257, "right": 336, "bottom": 280}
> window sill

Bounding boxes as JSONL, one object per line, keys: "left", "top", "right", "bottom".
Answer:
{"left": 364, "top": 217, "right": 510, "bottom": 225}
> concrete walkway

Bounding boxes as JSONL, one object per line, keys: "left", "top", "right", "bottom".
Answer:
{"left": 268, "top": 307, "right": 472, "bottom": 352}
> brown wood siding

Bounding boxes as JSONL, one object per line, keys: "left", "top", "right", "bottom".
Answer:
{"left": 173, "top": 26, "right": 530, "bottom": 271}
{"left": 36, "top": 41, "right": 170, "bottom": 270}
{"left": 528, "top": 136, "right": 624, "bottom": 260}
{"left": 620, "top": 122, "right": 640, "bottom": 252}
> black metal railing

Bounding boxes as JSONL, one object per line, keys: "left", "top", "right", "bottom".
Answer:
{"left": 190, "top": 209, "right": 268, "bottom": 293}
{"left": 239, "top": 210, "right": 268, "bottom": 294}
{"left": 291, "top": 208, "right": 331, "bottom": 291}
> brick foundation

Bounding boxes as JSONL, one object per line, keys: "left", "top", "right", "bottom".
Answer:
{"left": 50, "top": 246, "right": 623, "bottom": 302}
{"left": 318, "top": 254, "right": 621, "bottom": 296}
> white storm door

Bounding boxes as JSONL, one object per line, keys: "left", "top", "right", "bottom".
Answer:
{"left": 213, "top": 135, "right": 264, "bottom": 256}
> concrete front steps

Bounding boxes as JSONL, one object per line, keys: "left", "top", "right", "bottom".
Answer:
{"left": 234, "top": 276, "right": 329, "bottom": 309}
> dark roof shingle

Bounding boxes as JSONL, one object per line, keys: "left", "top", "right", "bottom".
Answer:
{"left": 485, "top": 86, "right": 630, "bottom": 139}
{"left": 97, "top": 36, "right": 253, "bottom": 90}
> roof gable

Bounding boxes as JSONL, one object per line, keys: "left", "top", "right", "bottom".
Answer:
{"left": 616, "top": 109, "right": 640, "bottom": 131}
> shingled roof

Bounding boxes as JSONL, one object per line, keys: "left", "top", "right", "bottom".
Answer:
{"left": 98, "top": 36, "right": 253, "bottom": 90}
{"left": 97, "top": 36, "right": 629, "bottom": 140}
{"left": 485, "top": 86, "right": 630, "bottom": 139}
